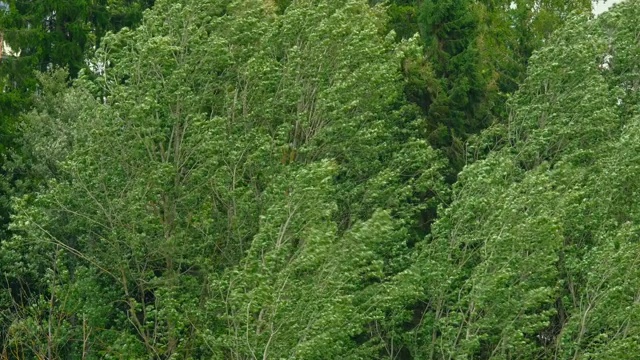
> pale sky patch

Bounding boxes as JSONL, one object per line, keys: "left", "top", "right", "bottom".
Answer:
{"left": 593, "top": 0, "right": 626, "bottom": 15}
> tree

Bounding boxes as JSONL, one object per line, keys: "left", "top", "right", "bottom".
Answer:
{"left": 409, "top": 1, "right": 640, "bottom": 358}
{"left": 418, "top": 0, "right": 490, "bottom": 167}
{"left": 0, "top": 0, "right": 155, "bottom": 243}
{"left": 2, "top": 0, "right": 448, "bottom": 357}
{"left": 391, "top": 0, "right": 593, "bottom": 170}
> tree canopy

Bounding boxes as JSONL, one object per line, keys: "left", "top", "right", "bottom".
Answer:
{"left": 1, "top": 0, "right": 640, "bottom": 359}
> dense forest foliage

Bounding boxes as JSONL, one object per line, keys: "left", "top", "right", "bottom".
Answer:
{"left": 0, "top": 0, "right": 638, "bottom": 358}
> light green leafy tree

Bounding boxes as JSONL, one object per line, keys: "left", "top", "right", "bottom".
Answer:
{"left": 410, "top": 1, "right": 640, "bottom": 359}
{"left": 2, "top": 0, "right": 448, "bottom": 357}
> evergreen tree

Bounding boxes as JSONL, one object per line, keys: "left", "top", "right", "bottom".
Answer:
{"left": 396, "top": 0, "right": 593, "bottom": 170}
{"left": 419, "top": 0, "right": 489, "bottom": 167}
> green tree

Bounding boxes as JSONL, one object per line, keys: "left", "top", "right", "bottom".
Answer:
{"left": 0, "top": 0, "right": 154, "bottom": 77}
{"left": 2, "top": 0, "right": 448, "bottom": 357}
{"left": 409, "top": 1, "right": 640, "bottom": 358}
{"left": 391, "top": 0, "right": 593, "bottom": 170}
{"left": 0, "top": 0, "right": 155, "bottom": 240}
{"left": 383, "top": 0, "right": 420, "bottom": 40}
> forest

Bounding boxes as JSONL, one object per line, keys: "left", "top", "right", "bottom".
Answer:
{"left": 0, "top": 0, "right": 638, "bottom": 358}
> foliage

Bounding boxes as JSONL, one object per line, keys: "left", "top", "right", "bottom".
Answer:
{"left": 2, "top": 0, "right": 640, "bottom": 359}
{"left": 386, "top": 0, "right": 593, "bottom": 170}
{"left": 410, "top": 2, "right": 640, "bottom": 358}
{"left": 1, "top": 0, "right": 447, "bottom": 357}
{"left": 0, "top": 0, "right": 155, "bottom": 244}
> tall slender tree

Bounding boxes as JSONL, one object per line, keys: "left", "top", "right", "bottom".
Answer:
{"left": 418, "top": 0, "right": 489, "bottom": 168}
